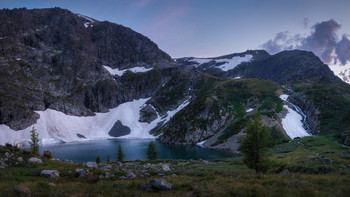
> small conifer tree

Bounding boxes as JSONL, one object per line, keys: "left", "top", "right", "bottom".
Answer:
{"left": 107, "top": 154, "right": 110, "bottom": 162}
{"left": 29, "top": 127, "right": 40, "bottom": 155}
{"left": 117, "top": 144, "right": 124, "bottom": 162}
{"left": 96, "top": 155, "right": 101, "bottom": 164}
{"left": 147, "top": 141, "right": 159, "bottom": 160}
{"left": 239, "top": 112, "right": 274, "bottom": 173}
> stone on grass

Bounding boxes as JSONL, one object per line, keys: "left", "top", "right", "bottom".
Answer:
{"left": 76, "top": 168, "right": 87, "bottom": 177}
{"left": 105, "top": 172, "right": 115, "bottom": 178}
{"left": 126, "top": 171, "right": 136, "bottom": 179}
{"left": 28, "top": 157, "right": 43, "bottom": 164}
{"left": 161, "top": 164, "right": 171, "bottom": 171}
{"left": 171, "top": 160, "right": 179, "bottom": 165}
{"left": 41, "top": 170, "right": 59, "bottom": 178}
{"left": 49, "top": 183, "right": 56, "bottom": 187}
{"left": 320, "top": 158, "right": 333, "bottom": 165}
{"left": 85, "top": 162, "right": 98, "bottom": 168}
{"left": 17, "top": 157, "right": 23, "bottom": 162}
{"left": 13, "top": 186, "right": 31, "bottom": 194}
{"left": 279, "top": 169, "right": 290, "bottom": 175}
{"left": 149, "top": 179, "right": 172, "bottom": 190}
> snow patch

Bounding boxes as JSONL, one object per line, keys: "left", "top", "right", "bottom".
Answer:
{"left": 76, "top": 13, "right": 95, "bottom": 28}
{"left": 216, "top": 55, "right": 253, "bottom": 71}
{"left": 245, "top": 108, "right": 254, "bottom": 113}
{"left": 279, "top": 94, "right": 289, "bottom": 101}
{"left": 103, "top": 65, "right": 153, "bottom": 76}
{"left": 189, "top": 55, "right": 253, "bottom": 71}
{"left": 196, "top": 140, "right": 206, "bottom": 147}
{"left": 281, "top": 105, "right": 310, "bottom": 139}
{"left": 0, "top": 98, "right": 157, "bottom": 146}
{"left": 234, "top": 76, "right": 241, "bottom": 79}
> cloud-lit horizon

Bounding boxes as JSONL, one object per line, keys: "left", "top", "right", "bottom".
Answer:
{"left": 262, "top": 19, "right": 350, "bottom": 66}
{"left": 0, "top": 0, "right": 349, "bottom": 60}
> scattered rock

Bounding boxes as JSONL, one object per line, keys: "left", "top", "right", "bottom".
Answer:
{"left": 126, "top": 171, "right": 136, "bottom": 179}
{"left": 158, "top": 173, "right": 164, "bottom": 176}
{"left": 171, "top": 160, "right": 179, "bottom": 165}
{"left": 161, "top": 164, "right": 171, "bottom": 171}
{"left": 5, "top": 152, "right": 9, "bottom": 157}
{"left": 17, "top": 157, "right": 23, "bottom": 162}
{"left": 140, "top": 184, "right": 153, "bottom": 191}
{"left": 320, "top": 158, "right": 333, "bottom": 165}
{"left": 117, "top": 161, "right": 123, "bottom": 167}
{"left": 13, "top": 186, "right": 31, "bottom": 195}
{"left": 105, "top": 172, "right": 115, "bottom": 178}
{"left": 48, "top": 183, "right": 56, "bottom": 187}
{"left": 279, "top": 169, "right": 290, "bottom": 175}
{"left": 85, "top": 162, "right": 98, "bottom": 168}
{"left": 28, "top": 157, "right": 43, "bottom": 164}
{"left": 99, "top": 175, "right": 105, "bottom": 179}
{"left": 100, "top": 164, "right": 112, "bottom": 171}
{"left": 76, "top": 168, "right": 87, "bottom": 178}
{"left": 202, "top": 160, "right": 209, "bottom": 164}
{"left": 40, "top": 170, "right": 59, "bottom": 178}
{"left": 119, "top": 176, "right": 127, "bottom": 180}
{"left": 149, "top": 179, "right": 172, "bottom": 190}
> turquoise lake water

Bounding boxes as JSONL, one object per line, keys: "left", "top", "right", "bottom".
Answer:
{"left": 38, "top": 139, "right": 236, "bottom": 162}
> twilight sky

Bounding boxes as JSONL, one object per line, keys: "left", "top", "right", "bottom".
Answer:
{"left": 1, "top": 0, "right": 350, "bottom": 63}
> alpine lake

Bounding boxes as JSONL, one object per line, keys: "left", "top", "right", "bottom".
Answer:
{"left": 36, "top": 139, "right": 237, "bottom": 162}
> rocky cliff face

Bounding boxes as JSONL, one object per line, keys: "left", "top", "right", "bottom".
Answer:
{"left": 0, "top": 8, "right": 174, "bottom": 130}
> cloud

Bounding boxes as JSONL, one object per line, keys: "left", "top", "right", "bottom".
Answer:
{"left": 261, "top": 19, "right": 350, "bottom": 65}
{"left": 302, "top": 19, "right": 340, "bottom": 63}
{"left": 303, "top": 18, "right": 309, "bottom": 28}
{"left": 336, "top": 35, "right": 350, "bottom": 65}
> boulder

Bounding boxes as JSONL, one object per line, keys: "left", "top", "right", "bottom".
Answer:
{"left": 279, "top": 169, "right": 290, "bottom": 175}
{"left": 40, "top": 170, "right": 59, "bottom": 178}
{"left": 17, "top": 157, "right": 23, "bottom": 162}
{"left": 320, "top": 158, "right": 333, "bottom": 165}
{"left": 5, "top": 152, "right": 9, "bottom": 157}
{"left": 28, "top": 157, "right": 43, "bottom": 164}
{"left": 126, "top": 171, "right": 136, "bottom": 179}
{"left": 13, "top": 186, "right": 31, "bottom": 195}
{"left": 105, "top": 172, "right": 115, "bottom": 178}
{"left": 161, "top": 164, "right": 171, "bottom": 171}
{"left": 49, "top": 183, "right": 56, "bottom": 187}
{"left": 85, "top": 162, "right": 98, "bottom": 168}
{"left": 76, "top": 168, "right": 87, "bottom": 177}
{"left": 149, "top": 179, "right": 172, "bottom": 190}
{"left": 171, "top": 160, "right": 179, "bottom": 165}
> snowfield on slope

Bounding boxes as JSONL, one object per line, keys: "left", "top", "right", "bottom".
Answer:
{"left": 0, "top": 98, "right": 190, "bottom": 146}
{"left": 103, "top": 65, "right": 153, "bottom": 76}
{"left": 279, "top": 94, "right": 310, "bottom": 139}
{"left": 190, "top": 54, "right": 253, "bottom": 71}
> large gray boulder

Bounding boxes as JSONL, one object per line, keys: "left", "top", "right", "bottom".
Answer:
{"left": 126, "top": 171, "right": 136, "bottom": 179}
{"left": 161, "top": 164, "right": 171, "bottom": 171}
{"left": 13, "top": 186, "right": 31, "bottom": 195}
{"left": 40, "top": 170, "right": 59, "bottom": 178}
{"left": 149, "top": 179, "right": 172, "bottom": 190}
{"left": 28, "top": 157, "right": 43, "bottom": 164}
{"left": 85, "top": 162, "right": 98, "bottom": 168}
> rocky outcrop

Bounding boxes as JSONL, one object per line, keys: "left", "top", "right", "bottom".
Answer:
{"left": 0, "top": 8, "right": 174, "bottom": 130}
{"left": 288, "top": 93, "right": 320, "bottom": 135}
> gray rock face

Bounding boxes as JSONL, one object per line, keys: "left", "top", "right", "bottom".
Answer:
{"left": 28, "top": 157, "right": 43, "bottom": 164}
{"left": 126, "top": 171, "right": 136, "bottom": 179}
{"left": 13, "top": 186, "right": 31, "bottom": 194}
{"left": 40, "top": 170, "right": 59, "bottom": 178}
{"left": 85, "top": 162, "right": 98, "bottom": 168}
{"left": 139, "top": 105, "right": 158, "bottom": 123}
{"left": 161, "top": 164, "right": 171, "bottom": 171}
{"left": 0, "top": 8, "right": 174, "bottom": 130}
{"left": 108, "top": 120, "right": 131, "bottom": 137}
{"left": 149, "top": 179, "right": 172, "bottom": 190}
{"left": 288, "top": 93, "right": 320, "bottom": 135}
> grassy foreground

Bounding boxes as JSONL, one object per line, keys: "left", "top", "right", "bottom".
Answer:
{"left": 1, "top": 136, "right": 350, "bottom": 196}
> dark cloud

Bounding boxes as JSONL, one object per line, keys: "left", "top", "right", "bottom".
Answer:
{"left": 261, "top": 19, "right": 350, "bottom": 65}
{"left": 336, "top": 35, "right": 350, "bottom": 65}
{"left": 302, "top": 19, "right": 340, "bottom": 63}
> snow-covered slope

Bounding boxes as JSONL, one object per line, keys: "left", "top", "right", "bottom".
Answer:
{"left": 186, "top": 54, "right": 253, "bottom": 71}
{"left": 0, "top": 98, "right": 190, "bottom": 146}
{"left": 279, "top": 94, "right": 310, "bottom": 139}
{"left": 103, "top": 65, "right": 153, "bottom": 76}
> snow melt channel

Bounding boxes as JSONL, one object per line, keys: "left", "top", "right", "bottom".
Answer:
{"left": 103, "top": 65, "right": 153, "bottom": 76}
{"left": 279, "top": 94, "right": 310, "bottom": 139}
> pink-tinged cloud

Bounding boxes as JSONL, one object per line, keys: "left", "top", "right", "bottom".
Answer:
{"left": 133, "top": 0, "right": 151, "bottom": 7}
{"left": 154, "top": 6, "right": 187, "bottom": 28}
